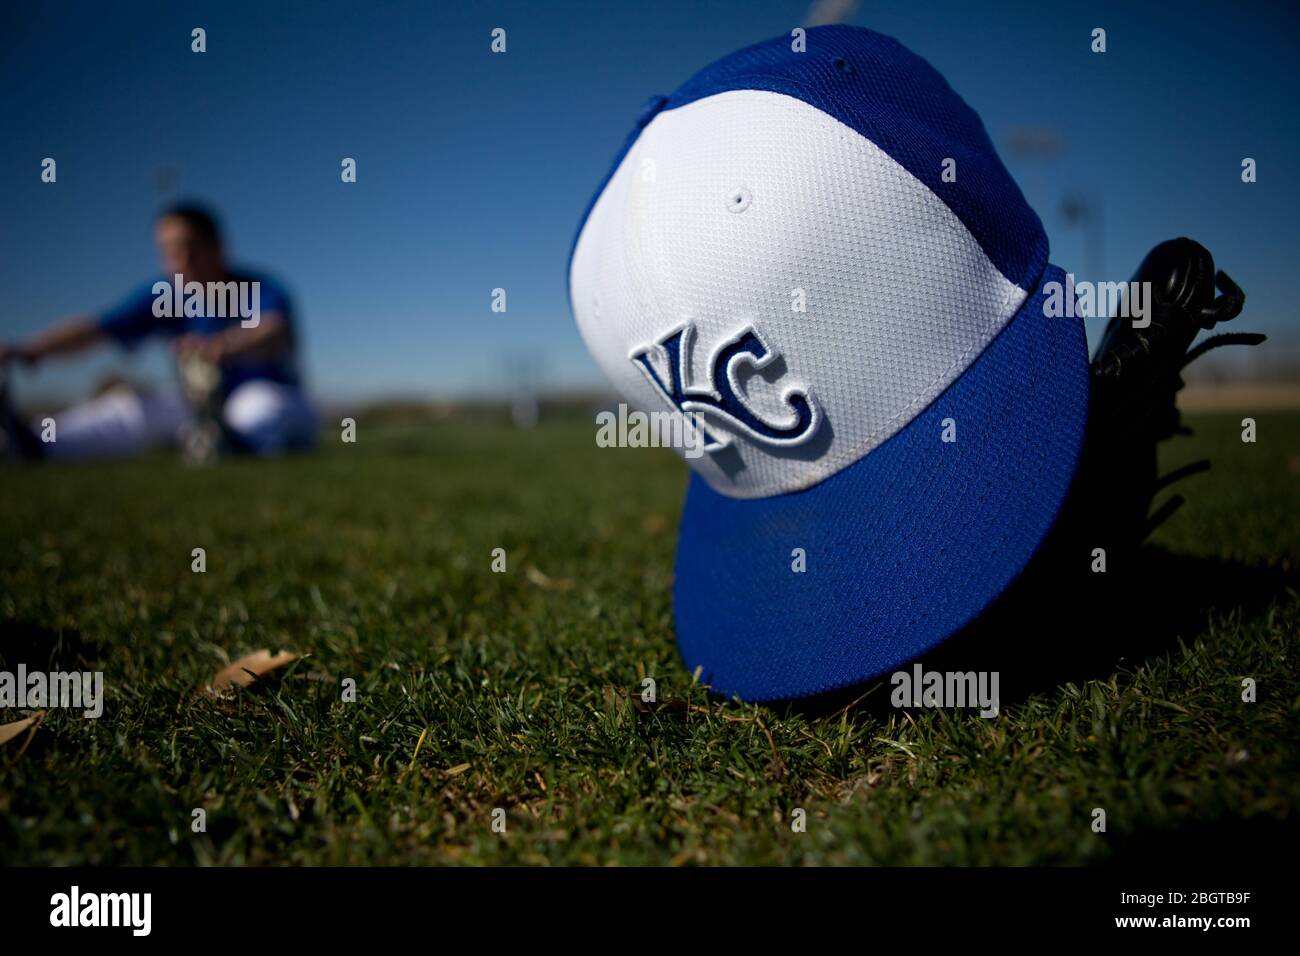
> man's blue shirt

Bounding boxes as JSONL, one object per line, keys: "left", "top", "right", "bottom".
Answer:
{"left": 97, "top": 269, "right": 302, "bottom": 398}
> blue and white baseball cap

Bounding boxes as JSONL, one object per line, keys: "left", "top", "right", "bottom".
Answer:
{"left": 569, "top": 25, "right": 1089, "bottom": 701}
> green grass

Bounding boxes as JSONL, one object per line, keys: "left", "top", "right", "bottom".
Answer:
{"left": 1, "top": 412, "right": 1297, "bottom": 865}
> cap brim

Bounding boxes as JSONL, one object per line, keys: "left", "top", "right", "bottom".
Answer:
{"left": 673, "top": 265, "right": 1089, "bottom": 702}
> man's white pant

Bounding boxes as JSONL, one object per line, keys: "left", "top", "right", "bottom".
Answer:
{"left": 43, "top": 380, "right": 317, "bottom": 460}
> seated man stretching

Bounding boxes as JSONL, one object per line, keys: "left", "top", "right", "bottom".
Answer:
{"left": 1, "top": 203, "right": 316, "bottom": 461}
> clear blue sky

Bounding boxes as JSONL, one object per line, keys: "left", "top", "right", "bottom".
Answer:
{"left": 2, "top": 0, "right": 1296, "bottom": 402}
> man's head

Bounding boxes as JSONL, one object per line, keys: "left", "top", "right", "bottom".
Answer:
{"left": 155, "top": 203, "right": 225, "bottom": 283}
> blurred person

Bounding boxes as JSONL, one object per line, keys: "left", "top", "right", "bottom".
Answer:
{"left": 0, "top": 203, "right": 317, "bottom": 462}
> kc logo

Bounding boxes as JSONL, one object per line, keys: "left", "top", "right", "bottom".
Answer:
{"left": 629, "top": 322, "right": 820, "bottom": 453}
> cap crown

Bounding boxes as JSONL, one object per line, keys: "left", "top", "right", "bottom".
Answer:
{"left": 570, "top": 25, "right": 1046, "bottom": 499}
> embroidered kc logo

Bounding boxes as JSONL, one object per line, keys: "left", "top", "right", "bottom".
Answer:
{"left": 629, "top": 322, "right": 820, "bottom": 454}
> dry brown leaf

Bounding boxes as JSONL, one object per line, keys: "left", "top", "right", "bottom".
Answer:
{"left": 0, "top": 711, "right": 45, "bottom": 749}
{"left": 525, "top": 564, "right": 574, "bottom": 591}
{"left": 208, "top": 649, "right": 299, "bottom": 695}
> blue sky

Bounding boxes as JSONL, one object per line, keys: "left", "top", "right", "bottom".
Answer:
{"left": 2, "top": 0, "right": 1296, "bottom": 402}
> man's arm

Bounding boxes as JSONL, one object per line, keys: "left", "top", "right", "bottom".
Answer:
{"left": 173, "top": 312, "right": 292, "bottom": 363}
{"left": 0, "top": 315, "right": 104, "bottom": 364}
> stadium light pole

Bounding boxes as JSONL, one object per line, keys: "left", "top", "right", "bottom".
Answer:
{"left": 1003, "top": 127, "right": 1064, "bottom": 218}
{"left": 802, "top": 0, "right": 861, "bottom": 26}
{"left": 1062, "top": 193, "right": 1105, "bottom": 285}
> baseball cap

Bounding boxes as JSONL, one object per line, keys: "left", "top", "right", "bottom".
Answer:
{"left": 568, "top": 25, "right": 1089, "bottom": 701}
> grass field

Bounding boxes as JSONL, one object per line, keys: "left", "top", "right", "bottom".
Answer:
{"left": 1, "top": 411, "right": 1297, "bottom": 866}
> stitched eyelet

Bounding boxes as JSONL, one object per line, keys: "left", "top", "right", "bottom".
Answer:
{"left": 726, "top": 187, "right": 752, "bottom": 213}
